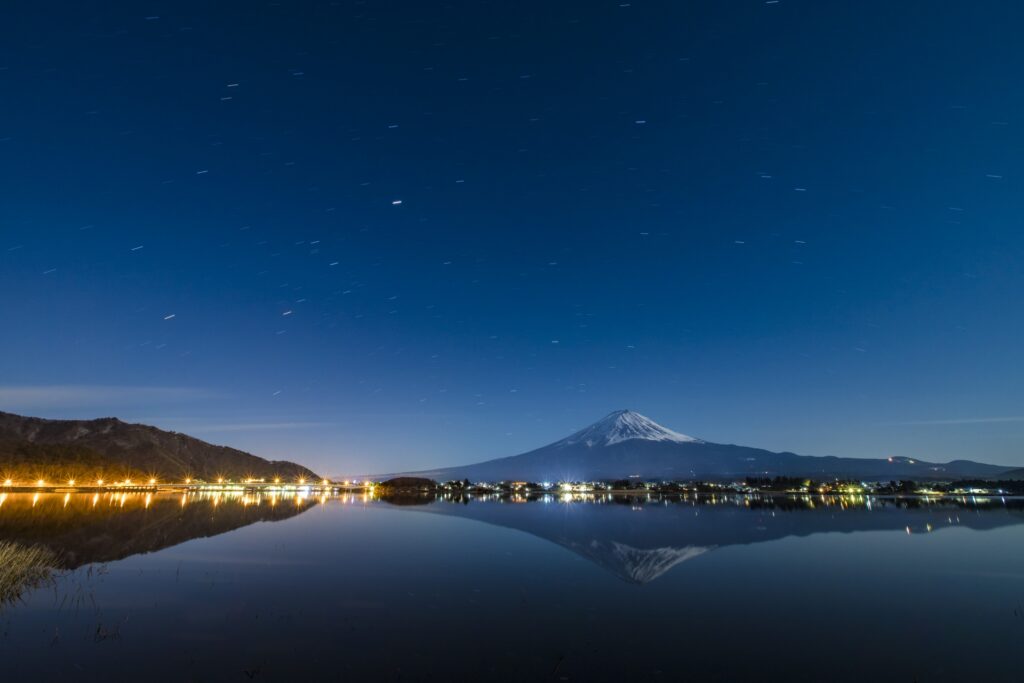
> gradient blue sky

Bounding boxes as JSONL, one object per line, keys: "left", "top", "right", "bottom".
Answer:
{"left": 2, "top": 1, "right": 1024, "bottom": 474}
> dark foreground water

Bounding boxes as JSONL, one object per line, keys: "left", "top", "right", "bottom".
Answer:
{"left": 1, "top": 490, "right": 1023, "bottom": 682}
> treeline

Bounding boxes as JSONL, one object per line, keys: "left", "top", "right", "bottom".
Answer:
{"left": 0, "top": 442, "right": 139, "bottom": 482}
{"left": 941, "top": 479, "right": 1024, "bottom": 494}
{"left": 745, "top": 476, "right": 810, "bottom": 490}
{"left": 873, "top": 479, "right": 1024, "bottom": 494}
{"left": 743, "top": 476, "right": 1024, "bottom": 495}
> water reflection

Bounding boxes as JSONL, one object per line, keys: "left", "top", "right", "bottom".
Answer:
{"left": 388, "top": 492, "right": 1024, "bottom": 582}
{"left": 3, "top": 489, "right": 1023, "bottom": 593}
{"left": 2, "top": 491, "right": 1023, "bottom": 681}
{"left": 0, "top": 491, "right": 317, "bottom": 574}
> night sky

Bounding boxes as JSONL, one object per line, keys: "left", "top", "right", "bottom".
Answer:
{"left": 3, "top": 1, "right": 1024, "bottom": 474}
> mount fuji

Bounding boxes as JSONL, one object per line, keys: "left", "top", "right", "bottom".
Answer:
{"left": 364, "top": 409, "right": 1013, "bottom": 482}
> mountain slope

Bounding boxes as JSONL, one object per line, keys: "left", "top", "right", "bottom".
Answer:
{"left": 0, "top": 411, "right": 318, "bottom": 481}
{"left": 364, "top": 410, "right": 1013, "bottom": 482}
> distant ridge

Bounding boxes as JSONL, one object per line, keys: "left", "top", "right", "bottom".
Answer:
{"left": 0, "top": 411, "right": 318, "bottom": 481}
{"left": 357, "top": 409, "right": 1014, "bottom": 482}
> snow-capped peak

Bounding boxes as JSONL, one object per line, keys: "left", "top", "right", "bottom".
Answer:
{"left": 556, "top": 410, "right": 703, "bottom": 448}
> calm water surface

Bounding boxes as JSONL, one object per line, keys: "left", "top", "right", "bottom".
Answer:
{"left": 1, "top": 491, "right": 1023, "bottom": 682}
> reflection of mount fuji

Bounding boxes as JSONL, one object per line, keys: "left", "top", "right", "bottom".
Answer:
{"left": 406, "top": 496, "right": 1024, "bottom": 583}
{"left": 576, "top": 540, "right": 709, "bottom": 584}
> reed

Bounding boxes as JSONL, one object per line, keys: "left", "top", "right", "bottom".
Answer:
{"left": 0, "top": 541, "right": 57, "bottom": 607}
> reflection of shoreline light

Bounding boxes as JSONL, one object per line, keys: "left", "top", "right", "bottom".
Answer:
{"left": 3, "top": 489, "right": 1001, "bottom": 530}
{"left": 0, "top": 478, "right": 353, "bottom": 503}
{"left": 0, "top": 490, "right": 351, "bottom": 515}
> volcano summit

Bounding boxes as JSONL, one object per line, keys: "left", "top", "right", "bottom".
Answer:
{"left": 364, "top": 410, "right": 1012, "bottom": 483}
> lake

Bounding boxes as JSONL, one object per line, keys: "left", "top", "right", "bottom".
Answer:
{"left": 1, "top": 490, "right": 1022, "bottom": 681}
